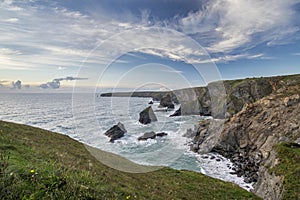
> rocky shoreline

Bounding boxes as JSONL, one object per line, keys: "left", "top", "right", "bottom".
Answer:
{"left": 186, "top": 86, "right": 300, "bottom": 199}
{"left": 101, "top": 74, "right": 300, "bottom": 199}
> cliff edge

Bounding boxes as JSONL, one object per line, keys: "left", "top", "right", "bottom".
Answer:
{"left": 189, "top": 74, "right": 300, "bottom": 199}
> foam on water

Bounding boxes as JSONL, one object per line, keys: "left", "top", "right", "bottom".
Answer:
{"left": 0, "top": 93, "right": 252, "bottom": 190}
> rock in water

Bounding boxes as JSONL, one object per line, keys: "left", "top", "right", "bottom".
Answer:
{"left": 139, "top": 106, "right": 157, "bottom": 124}
{"left": 167, "top": 104, "right": 175, "bottom": 109}
{"left": 138, "top": 131, "right": 156, "bottom": 140}
{"left": 148, "top": 100, "right": 153, "bottom": 104}
{"left": 170, "top": 107, "right": 181, "bottom": 117}
{"left": 138, "top": 132, "right": 168, "bottom": 140}
{"left": 104, "top": 122, "right": 127, "bottom": 142}
{"left": 156, "top": 132, "right": 168, "bottom": 137}
{"left": 159, "top": 94, "right": 174, "bottom": 108}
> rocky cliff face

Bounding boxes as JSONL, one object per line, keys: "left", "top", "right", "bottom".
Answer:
{"left": 101, "top": 74, "right": 300, "bottom": 119}
{"left": 189, "top": 75, "right": 300, "bottom": 199}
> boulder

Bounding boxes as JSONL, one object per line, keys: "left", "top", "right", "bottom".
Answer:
{"left": 167, "top": 104, "right": 175, "bottom": 109}
{"left": 138, "top": 131, "right": 156, "bottom": 140}
{"left": 156, "top": 132, "right": 168, "bottom": 137}
{"left": 159, "top": 94, "right": 174, "bottom": 108}
{"left": 170, "top": 107, "right": 181, "bottom": 117}
{"left": 104, "top": 122, "right": 127, "bottom": 142}
{"left": 138, "top": 132, "right": 168, "bottom": 141}
{"left": 148, "top": 100, "right": 153, "bottom": 104}
{"left": 283, "top": 94, "right": 300, "bottom": 107}
{"left": 139, "top": 106, "right": 157, "bottom": 124}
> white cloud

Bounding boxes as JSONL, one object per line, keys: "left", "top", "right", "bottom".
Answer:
{"left": 3, "top": 17, "right": 18, "bottom": 22}
{"left": 196, "top": 53, "right": 266, "bottom": 64}
{"left": 0, "top": 0, "right": 23, "bottom": 11}
{"left": 0, "top": 48, "right": 22, "bottom": 55}
{"left": 180, "top": 0, "right": 299, "bottom": 53}
{"left": 159, "top": 69, "right": 183, "bottom": 74}
{"left": 0, "top": 0, "right": 299, "bottom": 74}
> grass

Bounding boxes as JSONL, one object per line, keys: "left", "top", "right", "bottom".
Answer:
{"left": 0, "top": 120, "right": 260, "bottom": 200}
{"left": 270, "top": 143, "right": 300, "bottom": 200}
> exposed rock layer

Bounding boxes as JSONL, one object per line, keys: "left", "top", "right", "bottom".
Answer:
{"left": 102, "top": 74, "right": 300, "bottom": 118}
{"left": 188, "top": 75, "right": 300, "bottom": 199}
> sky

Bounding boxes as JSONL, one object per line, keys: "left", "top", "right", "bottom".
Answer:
{"left": 0, "top": 0, "right": 300, "bottom": 92}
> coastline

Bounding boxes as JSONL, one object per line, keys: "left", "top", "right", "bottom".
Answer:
{"left": 0, "top": 120, "right": 260, "bottom": 199}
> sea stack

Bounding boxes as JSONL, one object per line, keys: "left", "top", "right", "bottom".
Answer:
{"left": 139, "top": 106, "right": 157, "bottom": 124}
{"left": 104, "top": 122, "right": 127, "bottom": 142}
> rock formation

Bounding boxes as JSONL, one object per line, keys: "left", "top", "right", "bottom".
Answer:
{"left": 159, "top": 94, "right": 174, "bottom": 109}
{"left": 102, "top": 75, "right": 299, "bottom": 118}
{"left": 138, "top": 131, "right": 168, "bottom": 141}
{"left": 101, "top": 74, "right": 300, "bottom": 199}
{"left": 170, "top": 107, "right": 181, "bottom": 117}
{"left": 139, "top": 106, "right": 157, "bottom": 124}
{"left": 187, "top": 76, "right": 300, "bottom": 199}
{"left": 104, "top": 122, "right": 127, "bottom": 142}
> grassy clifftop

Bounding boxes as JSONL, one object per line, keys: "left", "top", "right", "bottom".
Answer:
{"left": 0, "top": 121, "right": 260, "bottom": 199}
{"left": 101, "top": 74, "right": 300, "bottom": 118}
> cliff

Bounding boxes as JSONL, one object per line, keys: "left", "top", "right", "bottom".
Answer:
{"left": 101, "top": 74, "right": 300, "bottom": 118}
{"left": 188, "top": 74, "right": 300, "bottom": 199}
{"left": 100, "top": 74, "right": 300, "bottom": 199}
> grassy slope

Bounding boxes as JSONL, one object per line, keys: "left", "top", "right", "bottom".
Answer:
{"left": 0, "top": 121, "right": 260, "bottom": 200}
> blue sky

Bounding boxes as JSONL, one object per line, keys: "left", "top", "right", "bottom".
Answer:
{"left": 0, "top": 0, "right": 300, "bottom": 91}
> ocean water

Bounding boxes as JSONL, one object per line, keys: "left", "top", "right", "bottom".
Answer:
{"left": 0, "top": 93, "right": 252, "bottom": 190}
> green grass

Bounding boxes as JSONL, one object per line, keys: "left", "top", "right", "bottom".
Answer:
{"left": 0, "top": 121, "right": 260, "bottom": 200}
{"left": 270, "top": 143, "right": 300, "bottom": 200}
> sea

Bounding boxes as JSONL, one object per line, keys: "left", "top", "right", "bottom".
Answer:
{"left": 0, "top": 93, "right": 253, "bottom": 190}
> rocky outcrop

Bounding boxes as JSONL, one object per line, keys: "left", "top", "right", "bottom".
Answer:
{"left": 170, "top": 107, "right": 181, "bottom": 117}
{"left": 138, "top": 132, "right": 168, "bottom": 141}
{"left": 159, "top": 94, "right": 174, "bottom": 109}
{"left": 156, "top": 132, "right": 168, "bottom": 137}
{"left": 138, "top": 131, "right": 156, "bottom": 140}
{"left": 167, "top": 104, "right": 175, "bottom": 109}
{"left": 139, "top": 106, "right": 157, "bottom": 124}
{"left": 188, "top": 81, "right": 300, "bottom": 199}
{"left": 101, "top": 74, "right": 300, "bottom": 119}
{"left": 186, "top": 119, "right": 224, "bottom": 153}
{"left": 104, "top": 122, "right": 127, "bottom": 142}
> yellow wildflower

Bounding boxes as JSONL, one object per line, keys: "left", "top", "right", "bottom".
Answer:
{"left": 30, "top": 169, "right": 35, "bottom": 173}
{"left": 126, "top": 195, "right": 130, "bottom": 199}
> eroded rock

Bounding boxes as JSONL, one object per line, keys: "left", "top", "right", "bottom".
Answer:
{"left": 159, "top": 94, "right": 174, "bottom": 108}
{"left": 138, "top": 132, "right": 168, "bottom": 141}
{"left": 104, "top": 122, "right": 127, "bottom": 142}
{"left": 139, "top": 106, "right": 157, "bottom": 124}
{"left": 170, "top": 107, "right": 181, "bottom": 117}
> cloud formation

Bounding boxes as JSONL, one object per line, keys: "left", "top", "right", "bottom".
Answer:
{"left": 39, "top": 77, "right": 88, "bottom": 89}
{"left": 0, "top": 0, "right": 299, "bottom": 72}
{"left": 177, "top": 0, "right": 299, "bottom": 55}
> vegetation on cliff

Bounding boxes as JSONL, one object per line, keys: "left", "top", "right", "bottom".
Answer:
{"left": 270, "top": 143, "right": 300, "bottom": 200}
